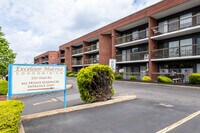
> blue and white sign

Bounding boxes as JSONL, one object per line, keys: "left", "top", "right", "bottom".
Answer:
{"left": 8, "top": 64, "right": 67, "bottom": 108}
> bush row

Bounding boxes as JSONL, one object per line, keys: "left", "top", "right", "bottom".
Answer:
{"left": 0, "top": 100, "right": 24, "bottom": 133}
{"left": 0, "top": 80, "right": 8, "bottom": 95}
{"left": 67, "top": 71, "right": 77, "bottom": 77}
{"left": 188, "top": 73, "right": 200, "bottom": 84}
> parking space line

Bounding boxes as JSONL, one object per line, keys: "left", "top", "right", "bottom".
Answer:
{"left": 157, "top": 111, "right": 200, "bottom": 133}
{"left": 33, "top": 98, "right": 58, "bottom": 106}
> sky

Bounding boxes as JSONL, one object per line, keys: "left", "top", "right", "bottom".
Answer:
{"left": 0, "top": 0, "right": 161, "bottom": 64}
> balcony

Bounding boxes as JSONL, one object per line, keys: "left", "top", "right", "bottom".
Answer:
{"left": 151, "top": 44, "right": 200, "bottom": 61}
{"left": 60, "top": 53, "right": 65, "bottom": 59}
{"left": 84, "top": 44, "right": 99, "bottom": 54}
{"left": 72, "top": 48, "right": 83, "bottom": 56}
{"left": 41, "top": 58, "right": 48, "bottom": 64}
{"left": 151, "top": 14, "right": 200, "bottom": 40}
{"left": 85, "top": 58, "right": 99, "bottom": 65}
{"left": 116, "top": 51, "right": 148, "bottom": 64}
{"left": 115, "top": 29, "right": 148, "bottom": 48}
{"left": 72, "top": 60, "right": 83, "bottom": 66}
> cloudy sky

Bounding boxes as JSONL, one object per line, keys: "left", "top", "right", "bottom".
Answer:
{"left": 0, "top": 0, "right": 161, "bottom": 63}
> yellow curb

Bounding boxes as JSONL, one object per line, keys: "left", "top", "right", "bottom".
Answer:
{"left": 21, "top": 95, "right": 137, "bottom": 121}
{"left": 115, "top": 80, "right": 200, "bottom": 90}
{"left": 20, "top": 123, "right": 25, "bottom": 133}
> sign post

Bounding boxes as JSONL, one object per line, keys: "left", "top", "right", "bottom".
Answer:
{"left": 7, "top": 64, "right": 67, "bottom": 108}
{"left": 109, "top": 59, "right": 116, "bottom": 72}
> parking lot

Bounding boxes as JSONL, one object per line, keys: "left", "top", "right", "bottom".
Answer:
{"left": 21, "top": 78, "right": 200, "bottom": 133}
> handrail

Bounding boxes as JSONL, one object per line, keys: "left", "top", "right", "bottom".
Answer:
{"left": 152, "top": 14, "right": 200, "bottom": 34}
{"left": 85, "top": 44, "right": 99, "bottom": 52}
{"left": 151, "top": 44, "right": 200, "bottom": 59}
{"left": 116, "top": 29, "right": 148, "bottom": 45}
{"left": 72, "top": 48, "right": 83, "bottom": 55}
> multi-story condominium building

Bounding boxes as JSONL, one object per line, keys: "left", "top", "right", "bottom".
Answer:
{"left": 35, "top": 0, "right": 200, "bottom": 82}
{"left": 34, "top": 51, "right": 59, "bottom": 64}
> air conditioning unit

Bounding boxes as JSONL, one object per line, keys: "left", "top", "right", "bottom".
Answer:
{"left": 144, "top": 54, "right": 149, "bottom": 60}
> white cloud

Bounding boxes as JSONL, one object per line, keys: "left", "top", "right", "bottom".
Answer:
{"left": 0, "top": 0, "right": 161, "bottom": 63}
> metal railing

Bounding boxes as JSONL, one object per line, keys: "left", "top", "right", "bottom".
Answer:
{"left": 85, "top": 58, "right": 99, "bottom": 64}
{"left": 85, "top": 44, "right": 99, "bottom": 52}
{"left": 116, "top": 51, "right": 148, "bottom": 62}
{"left": 60, "top": 53, "right": 65, "bottom": 58}
{"left": 152, "top": 14, "right": 200, "bottom": 35}
{"left": 72, "top": 48, "right": 83, "bottom": 55}
{"left": 72, "top": 60, "right": 83, "bottom": 65}
{"left": 41, "top": 58, "right": 48, "bottom": 62}
{"left": 116, "top": 29, "right": 148, "bottom": 45}
{"left": 151, "top": 44, "right": 200, "bottom": 59}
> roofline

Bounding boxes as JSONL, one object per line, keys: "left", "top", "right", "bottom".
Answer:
{"left": 59, "top": 0, "right": 190, "bottom": 49}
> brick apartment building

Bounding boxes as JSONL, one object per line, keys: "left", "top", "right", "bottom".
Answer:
{"left": 34, "top": 51, "right": 59, "bottom": 64}
{"left": 34, "top": 0, "right": 200, "bottom": 82}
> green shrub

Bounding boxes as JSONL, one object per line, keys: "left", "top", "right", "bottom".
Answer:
{"left": 142, "top": 76, "right": 151, "bottom": 82}
{"left": 67, "top": 71, "right": 72, "bottom": 76}
{"left": 68, "top": 73, "right": 77, "bottom": 77}
{"left": 157, "top": 76, "right": 172, "bottom": 83}
{"left": 189, "top": 73, "right": 200, "bottom": 84}
{"left": 115, "top": 73, "right": 123, "bottom": 79}
{"left": 0, "top": 100, "right": 24, "bottom": 133}
{"left": 0, "top": 80, "right": 8, "bottom": 95}
{"left": 130, "top": 76, "right": 136, "bottom": 80}
{"left": 77, "top": 65, "right": 115, "bottom": 103}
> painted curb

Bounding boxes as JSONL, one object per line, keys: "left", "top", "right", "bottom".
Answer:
{"left": 115, "top": 80, "right": 200, "bottom": 90}
{"left": 21, "top": 95, "right": 137, "bottom": 121}
{"left": 20, "top": 123, "right": 25, "bottom": 133}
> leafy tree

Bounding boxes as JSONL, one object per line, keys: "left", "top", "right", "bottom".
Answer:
{"left": 0, "top": 27, "right": 16, "bottom": 76}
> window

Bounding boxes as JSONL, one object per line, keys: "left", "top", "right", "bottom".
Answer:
{"left": 138, "top": 29, "right": 146, "bottom": 39}
{"left": 158, "top": 21, "right": 168, "bottom": 33}
{"left": 180, "top": 38, "right": 192, "bottom": 56}
{"left": 169, "top": 41, "right": 179, "bottom": 57}
{"left": 132, "top": 31, "right": 138, "bottom": 40}
{"left": 196, "top": 13, "right": 200, "bottom": 25}
{"left": 196, "top": 38, "right": 200, "bottom": 55}
{"left": 168, "top": 18, "right": 179, "bottom": 32}
{"left": 180, "top": 13, "right": 192, "bottom": 29}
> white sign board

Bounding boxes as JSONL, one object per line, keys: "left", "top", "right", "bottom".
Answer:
{"left": 8, "top": 64, "right": 66, "bottom": 95}
{"left": 109, "top": 59, "right": 116, "bottom": 72}
{"left": 8, "top": 64, "right": 67, "bottom": 108}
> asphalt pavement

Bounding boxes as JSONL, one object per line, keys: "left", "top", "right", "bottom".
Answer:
{"left": 20, "top": 77, "right": 200, "bottom": 133}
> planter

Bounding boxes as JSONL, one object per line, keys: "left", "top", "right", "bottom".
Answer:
{"left": 0, "top": 95, "right": 7, "bottom": 101}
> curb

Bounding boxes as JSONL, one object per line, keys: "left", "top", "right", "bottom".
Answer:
{"left": 21, "top": 95, "right": 137, "bottom": 121}
{"left": 115, "top": 80, "right": 200, "bottom": 90}
{"left": 20, "top": 123, "right": 25, "bottom": 133}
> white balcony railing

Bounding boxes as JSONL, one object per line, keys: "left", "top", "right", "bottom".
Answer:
{"left": 152, "top": 14, "right": 200, "bottom": 35}
{"left": 116, "top": 29, "right": 148, "bottom": 45}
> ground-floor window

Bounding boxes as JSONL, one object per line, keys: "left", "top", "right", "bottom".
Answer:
{"left": 117, "top": 64, "right": 148, "bottom": 80}
{"left": 159, "top": 62, "right": 194, "bottom": 82}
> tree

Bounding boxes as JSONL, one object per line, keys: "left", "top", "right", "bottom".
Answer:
{"left": 0, "top": 27, "right": 16, "bottom": 76}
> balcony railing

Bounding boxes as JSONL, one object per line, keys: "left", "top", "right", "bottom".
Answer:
{"left": 116, "top": 51, "right": 148, "bottom": 62}
{"left": 85, "top": 58, "right": 99, "bottom": 64}
{"left": 151, "top": 44, "right": 200, "bottom": 59}
{"left": 60, "top": 53, "right": 65, "bottom": 58}
{"left": 72, "top": 60, "right": 83, "bottom": 65}
{"left": 72, "top": 48, "right": 83, "bottom": 55}
{"left": 116, "top": 29, "right": 148, "bottom": 45}
{"left": 152, "top": 14, "right": 200, "bottom": 35}
{"left": 85, "top": 44, "right": 98, "bottom": 52}
{"left": 42, "top": 58, "right": 48, "bottom": 62}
